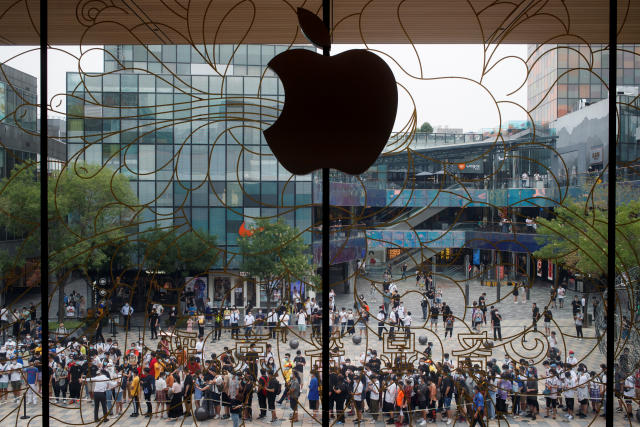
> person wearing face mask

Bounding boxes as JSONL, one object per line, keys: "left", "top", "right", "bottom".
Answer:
{"left": 277, "top": 353, "right": 293, "bottom": 404}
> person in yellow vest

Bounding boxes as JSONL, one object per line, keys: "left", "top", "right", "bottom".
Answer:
{"left": 130, "top": 370, "right": 141, "bottom": 417}
{"left": 277, "top": 353, "right": 293, "bottom": 404}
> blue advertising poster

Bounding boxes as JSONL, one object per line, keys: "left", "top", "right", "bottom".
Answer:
{"left": 473, "top": 249, "right": 481, "bottom": 265}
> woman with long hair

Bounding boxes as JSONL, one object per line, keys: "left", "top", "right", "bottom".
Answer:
{"left": 167, "top": 372, "right": 184, "bottom": 419}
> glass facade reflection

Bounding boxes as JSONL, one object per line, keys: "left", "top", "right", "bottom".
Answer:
{"left": 528, "top": 44, "right": 640, "bottom": 125}
{"left": 66, "top": 45, "right": 314, "bottom": 268}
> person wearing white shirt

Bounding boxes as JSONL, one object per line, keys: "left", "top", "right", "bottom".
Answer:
{"left": 562, "top": 371, "right": 575, "bottom": 420}
{"left": 120, "top": 303, "right": 133, "bottom": 331}
{"left": 84, "top": 373, "right": 110, "bottom": 422}
{"left": 383, "top": 380, "right": 398, "bottom": 422}
{"left": 0, "top": 361, "right": 8, "bottom": 401}
{"left": 624, "top": 374, "right": 636, "bottom": 419}
{"left": 339, "top": 309, "right": 347, "bottom": 336}
{"left": 377, "top": 310, "right": 386, "bottom": 341}
{"left": 388, "top": 309, "right": 397, "bottom": 338}
{"left": 403, "top": 312, "right": 412, "bottom": 338}
{"left": 368, "top": 376, "right": 381, "bottom": 422}
{"left": 279, "top": 312, "right": 290, "bottom": 340}
{"left": 566, "top": 351, "right": 578, "bottom": 368}
{"left": 195, "top": 337, "right": 205, "bottom": 361}
{"left": 267, "top": 309, "right": 277, "bottom": 339}
{"left": 8, "top": 359, "right": 22, "bottom": 400}
{"left": 297, "top": 310, "right": 307, "bottom": 337}
{"left": 244, "top": 311, "right": 255, "bottom": 338}
{"left": 576, "top": 368, "right": 590, "bottom": 417}
{"left": 352, "top": 377, "right": 365, "bottom": 423}
{"left": 230, "top": 308, "right": 240, "bottom": 339}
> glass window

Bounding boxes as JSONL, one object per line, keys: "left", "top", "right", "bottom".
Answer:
{"left": 121, "top": 74, "right": 138, "bottom": 92}
{"left": 191, "top": 45, "right": 206, "bottom": 64}
{"left": 244, "top": 77, "right": 260, "bottom": 95}
{"left": 227, "top": 145, "right": 241, "bottom": 180}
{"left": 192, "top": 121, "right": 208, "bottom": 144}
{"left": 243, "top": 150, "right": 260, "bottom": 181}
{"left": 261, "top": 45, "right": 275, "bottom": 65}
{"left": 225, "top": 77, "right": 243, "bottom": 95}
{"left": 227, "top": 182, "right": 242, "bottom": 206}
{"left": 139, "top": 181, "right": 155, "bottom": 205}
{"left": 296, "top": 182, "right": 312, "bottom": 204}
{"left": 192, "top": 185, "right": 208, "bottom": 206}
{"left": 210, "top": 208, "right": 226, "bottom": 244}
{"left": 210, "top": 145, "right": 225, "bottom": 180}
{"left": 192, "top": 145, "right": 208, "bottom": 181}
{"left": 139, "top": 145, "right": 156, "bottom": 180}
{"left": 139, "top": 75, "right": 155, "bottom": 92}
{"left": 210, "top": 181, "right": 226, "bottom": 206}
{"left": 84, "top": 75, "right": 102, "bottom": 93}
{"left": 67, "top": 73, "right": 82, "bottom": 91}
{"left": 192, "top": 208, "right": 208, "bottom": 233}
{"left": 234, "top": 45, "right": 248, "bottom": 65}
{"left": 261, "top": 77, "right": 277, "bottom": 95}
{"left": 133, "top": 45, "right": 147, "bottom": 61}
{"left": 192, "top": 76, "right": 208, "bottom": 93}
{"left": 156, "top": 181, "right": 173, "bottom": 206}
{"left": 103, "top": 74, "right": 119, "bottom": 91}
{"left": 261, "top": 146, "right": 277, "bottom": 181}
{"left": 174, "top": 121, "right": 191, "bottom": 144}
{"left": 176, "top": 145, "right": 191, "bottom": 181}
{"left": 174, "top": 182, "right": 191, "bottom": 207}
{"left": 261, "top": 182, "right": 277, "bottom": 206}
{"left": 156, "top": 144, "right": 173, "bottom": 180}
{"left": 162, "top": 45, "right": 176, "bottom": 62}
{"left": 279, "top": 182, "right": 294, "bottom": 207}
{"left": 177, "top": 45, "right": 191, "bottom": 62}
{"left": 244, "top": 182, "right": 260, "bottom": 207}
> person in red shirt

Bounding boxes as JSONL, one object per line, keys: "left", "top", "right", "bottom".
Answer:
{"left": 148, "top": 353, "right": 157, "bottom": 378}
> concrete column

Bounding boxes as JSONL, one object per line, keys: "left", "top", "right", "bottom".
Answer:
{"left": 496, "top": 252, "right": 501, "bottom": 301}
{"left": 465, "top": 254, "right": 470, "bottom": 305}
{"left": 526, "top": 253, "right": 531, "bottom": 300}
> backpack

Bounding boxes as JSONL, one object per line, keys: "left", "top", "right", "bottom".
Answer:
{"left": 273, "top": 379, "right": 281, "bottom": 396}
{"left": 473, "top": 310, "right": 483, "bottom": 323}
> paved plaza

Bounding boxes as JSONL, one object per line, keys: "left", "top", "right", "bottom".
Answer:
{"left": 0, "top": 270, "right": 613, "bottom": 426}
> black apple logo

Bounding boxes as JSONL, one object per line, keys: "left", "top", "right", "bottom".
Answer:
{"left": 263, "top": 8, "right": 398, "bottom": 176}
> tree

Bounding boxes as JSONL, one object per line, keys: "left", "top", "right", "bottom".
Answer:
{"left": 534, "top": 192, "right": 640, "bottom": 279}
{"left": 419, "top": 122, "right": 433, "bottom": 133}
{"left": 140, "top": 229, "right": 219, "bottom": 286}
{"left": 0, "top": 162, "right": 138, "bottom": 322}
{"left": 238, "top": 219, "right": 316, "bottom": 309}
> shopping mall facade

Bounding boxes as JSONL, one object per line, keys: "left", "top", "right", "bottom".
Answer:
{"left": 63, "top": 44, "right": 640, "bottom": 312}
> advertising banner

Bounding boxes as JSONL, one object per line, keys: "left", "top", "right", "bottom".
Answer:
{"left": 547, "top": 261, "right": 553, "bottom": 281}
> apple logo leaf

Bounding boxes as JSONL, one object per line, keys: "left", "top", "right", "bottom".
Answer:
{"left": 297, "top": 7, "right": 330, "bottom": 51}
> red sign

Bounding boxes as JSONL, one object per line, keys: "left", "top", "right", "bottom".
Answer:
{"left": 457, "top": 163, "right": 466, "bottom": 171}
{"left": 547, "top": 261, "right": 554, "bottom": 281}
{"left": 536, "top": 259, "right": 542, "bottom": 277}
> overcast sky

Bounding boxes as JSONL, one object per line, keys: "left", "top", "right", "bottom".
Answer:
{"left": 0, "top": 44, "right": 528, "bottom": 133}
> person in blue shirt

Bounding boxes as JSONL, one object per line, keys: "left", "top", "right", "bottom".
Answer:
{"left": 470, "top": 385, "right": 486, "bottom": 427}
{"left": 307, "top": 370, "right": 319, "bottom": 419}
{"left": 24, "top": 361, "right": 38, "bottom": 405}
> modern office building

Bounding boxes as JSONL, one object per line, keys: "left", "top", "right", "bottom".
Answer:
{"left": 66, "top": 45, "right": 315, "bottom": 309}
{"left": 527, "top": 44, "right": 640, "bottom": 125}
{"left": 0, "top": 64, "right": 65, "bottom": 296}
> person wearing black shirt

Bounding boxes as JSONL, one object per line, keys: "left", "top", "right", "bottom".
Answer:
{"left": 68, "top": 357, "right": 84, "bottom": 404}
{"left": 333, "top": 375, "right": 348, "bottom": 424}
{"left": 571, "top": 296, "right": 581, "bottom": 316}
{"left": 149, "top": 311, "right": 159, "bottom": 340}
{"left": 265, "top": 372, "right": 279, "bottom": 422}
{"left": 229, "top": 393, "right": 243, "bottom": 426}
{"left": 141, "top": 367, "right": 155, "bottom": 417}
{"left": 479, "top": 293, "right": 487, "bottom": 325}
{"left": 257, "top": 369, "right": 269, "bottom": 419}
{"left": 183, "top": 371, "right": 194, "bottom": 417}
{"left": 531, "top": 303, "right": 540, "bottom": 332}
{"left": 441, "top": 372, "right": 454, "bottom": 423}
{"left": 293, "top": 351, "right": 306, "bottom": 384}
{"left": 543, "top": 308, "right": 553, "bottom": 335}
{"left": 490, "top": 306, "right": 502, "bottom": 340}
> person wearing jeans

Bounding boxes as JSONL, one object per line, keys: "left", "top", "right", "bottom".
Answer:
{"left": 230, "top": 393, "right": 243, "bottom": 427}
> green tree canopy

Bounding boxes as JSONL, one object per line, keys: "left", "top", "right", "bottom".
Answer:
{"left": 0, "top": 162, "right": 138, "bottom": 321}
{"left": 419, "top": 122, "right": 433, "bottom": 133}
{"left": 238, "top": 219, "right": 316, "bottom": 308}
{"left": 140, "top": 228, "right": 219, "bottom": 283}
{"left": 534, "top": 194, "right": 640, "bottom": 278}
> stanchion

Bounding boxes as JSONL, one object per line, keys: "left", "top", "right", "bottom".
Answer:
{"left": 20, "top": 397, "right": 29, "bottom": 419}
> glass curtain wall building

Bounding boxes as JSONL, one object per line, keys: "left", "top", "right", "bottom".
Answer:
{"left": 527, "top": 44, "right": 640, "bottom": 125}
{"left": 66, "top": 45, "right": 315, "bottom": 304}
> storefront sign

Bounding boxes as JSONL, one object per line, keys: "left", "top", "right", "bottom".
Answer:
{"left": 387, "top": 248, "right": 403, "bottom": 260}
{"left": 589, "top": 146, "right": 603, "bottom": 165}
{"left": 536, "top": 259, "right": 542, "bottom": 277}
{"left": 547, "top": 261, "right": 553, "bottom": 281}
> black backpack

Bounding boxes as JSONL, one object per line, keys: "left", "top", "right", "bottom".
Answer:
{"left": 273, "top": 379, "right": 282, "bottom": 395}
